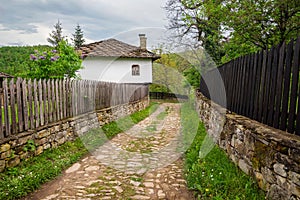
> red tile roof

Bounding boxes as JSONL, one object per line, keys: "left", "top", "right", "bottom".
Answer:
{"left": 80, "top": 39, "right": 160, "bottom": 60}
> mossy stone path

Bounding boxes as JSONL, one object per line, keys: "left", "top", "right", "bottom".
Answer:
{"left": 25, "top": 103, "right": 195, "bottom": 200}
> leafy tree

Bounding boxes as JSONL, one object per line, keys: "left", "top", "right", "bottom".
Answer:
{"left": 165, "top": 0, "right": 300, "bottom": 64}
{"left": 227, "top": 0, "right": 300, "bottom": 49}
{"left": 151, "top": 47, "right": 204, "bottom": 93}
{"left": 47, "top": 20, "right": 65, "bottom": 47}
{"left": 22, "top": 40, "right": 82, "bottom": 79}
{"left": 165, "top": 0, "right": 226, "bottom": 65}
{"left": 183, "top": 67, "right": 200, "bottom": 88}
{"left": 55, "top": 40, "right": 82, "bottom": 79}
{"left": 72, "top": 24, "right": 85, "bottom": 49}
{"left": 222, "top": 0, "right": 300, "bottom": 62}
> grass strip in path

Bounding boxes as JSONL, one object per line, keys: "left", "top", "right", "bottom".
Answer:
{"left": 0, "top": 102, "right": 159, "bottom": 200}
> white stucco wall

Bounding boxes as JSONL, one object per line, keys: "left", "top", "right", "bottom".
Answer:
{"left": 78, "top": 57, "right": 153, "bottom": 83}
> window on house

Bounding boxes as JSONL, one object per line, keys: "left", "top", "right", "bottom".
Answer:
{"left": 132, "top": 64, "right": 140, "bottom": 76}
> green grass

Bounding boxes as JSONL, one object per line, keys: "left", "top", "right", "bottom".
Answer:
{"left": 102, "top": 102, "right": 159, "bottom": 139}
{"left": 0, "top": 139, "right": 87, "bottom": 200}
{"left": 0, "top": 102, "right": 159, "bottom": 200}
{"left": 182, "top": 102, "right": 265, "bottom": 199}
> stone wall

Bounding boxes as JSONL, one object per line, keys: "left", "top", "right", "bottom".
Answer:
{"left": 195, "top": 92, "right": 300, "bottom": 200}
{"left": 0, "top": 98, "right": 149, "bottom": 172}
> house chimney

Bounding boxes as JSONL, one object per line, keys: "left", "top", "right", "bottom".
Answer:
{"left": 139, "top": 34, "right": 147, "bottom": 50}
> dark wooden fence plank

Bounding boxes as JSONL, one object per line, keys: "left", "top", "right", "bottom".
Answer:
{"left": 274, "top": 42, "right": 286, "bottom": 128}
{"left": 28, "top": 79, "right": 34, "bottom": 129}
{"left": 257, "top": 50, "right": 268, "bottom": 122}
{"left": 47, "top": 80, "right": 52, "bottom": 123}
{"left": 51, "top": 79, "right": 56, "bottom": 122}
{"left": 10, "top": 79, "right": 17, "bottom": 134}
{"left": 262, "top": 47, "right": 274, "bottom": 124}
{"left": 67, "top": 80, "right": 72, "bottom": 118}
{"left": 76, "top": 80, "right": 79, "bottom": 115}
{"left": 253, "top": 50, "right": 263, "bottom": 120}
{"left": 71, "top": 80, "right": 76, "bottom": 116}
{"left": 3, "top": 79, "right": 10, "bottom": 136}
{"left": 244, "top": 54, "right": 252, "bottom": 116}
{"left": 75, "top": 80, "right": 79, "bottom": 116}
{"left": 33, "top": 79, "right": 39, "bottom": 128}
{"left": 43, "top": 79, "right": 48, "bottom": 125}
{"left": 229, "top": 59, "right": 238, "bottom": 110}
{"left": 267, "top": 45, "right": 280, "bottom": 126}
{"left": 80, "top": 80, "right": 83, "bottom": 114}
{"left": 236, "top": 57, "right": 245, "bottom": 114}
{"left": 59, "top": 80, "right": 63, "bottom": 119}
{"left": 22, "top": 79, "right": 29, "bottom": 131}
{"left": 243, "top": 55, "right": 250, "bottom": 115}
{"left": 38, "top": 79, "right": 44, "bottom": 126}
{"left": 95, "top": 81, "right": 100, "bottom": 110}
{"left": 287, "top": 37, "right": 300, "bottom": 133}
{"left": 249, "top": 53, "right": 258, "bottom": 116}
{"left": 280, "top": 39, "right": 294, "bottom": 131}
{"left": 77, "top": 81, "right": 81, "bottom": 114}
{"left": 63, "top": 80, "right": 67, "bottom": 118}
{"left": 55, "top": 80, "right": 60, "bottom": 120}
{"left": 232, "top": 58, "right": 240, "bottom": 113}
{"left": 16, "top": 78, "right": 24, "bottom": 132}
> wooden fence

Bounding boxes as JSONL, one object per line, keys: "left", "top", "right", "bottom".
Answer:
{"left": 200, "top": 36, "right": 300, "bottom": 135}
{"left": 149, "top": 92, "right": 188, "bottom": 100}
{"left": 0, "top": 78, "right": 148, "bottom": 139}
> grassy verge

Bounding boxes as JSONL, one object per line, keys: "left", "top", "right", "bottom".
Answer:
{"left": 0, "top": 139, "right": 87, "bottom": 200}
{"left": 102, "top": 102, "right": 159, "bottom": 139}
{"left": 81, "top": 102, "right": 159, "bottom": 151}
{"left": 0, "top": 102, "right": 159, "bottom": 200}
{"left": 182, "top": 102, "right": 265, "bottom": 200}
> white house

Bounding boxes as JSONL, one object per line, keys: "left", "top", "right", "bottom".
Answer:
{"left": 78, "top": 34, "right": 160, "bottom": 83}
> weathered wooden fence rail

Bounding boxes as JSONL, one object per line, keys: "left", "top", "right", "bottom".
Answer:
{"left": 200, "top": 36, "right": 300, "bottom": 135}
{"left": 149, "top": 92, "right": 188, "bottom": 100}
{"left": 0, "top": 78, "right": 148, "bottom": 139}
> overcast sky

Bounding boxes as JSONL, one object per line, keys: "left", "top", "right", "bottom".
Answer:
{"left": 0, "top": 0, "right": 169, "bottom": 48}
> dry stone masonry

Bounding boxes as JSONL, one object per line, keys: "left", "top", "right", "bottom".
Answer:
{"left": 195, "top": 92, "right": 300, "bottom": 200}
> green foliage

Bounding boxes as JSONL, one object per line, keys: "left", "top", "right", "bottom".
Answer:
{"left": 151, "top": 52, "right": 192, "bottom": 94}
{"left": 47, "top": 20, "right": 65, "bottom": 47}
{"left": 183, "top": 67, "right": 200, "bottom": 88}
{"left": 226, "top": 0, "right": 300, "bottom": 49}
{"left": 23, "top": 140, "right": 36, "bottom": 152}
{"left": 20, "top": 40, "right": 82, "bottom": 79}
{"left": 0, "top": 139, "right": 87, "bottom": 200}
{"left": 102, "top": 102, "right": 159, "bottom": 139}
{"left": 54, "top": 40, "right": 82, "bottom": 79}
{"left": 0, "top": 45, "right": 52, "bottom": 76}
{"left": 80, "top": 102, "right": 159, "bottom": 151}
{"left": 166, "top": 0, "right": 226, "bottom": 65}
{"left": 183, "top": 104, "right": 265, "bottom": 199}
{"left": 166, "top": 0, "right": 300, "bottom": 64}
{"left": 72, "top": 23, "right": 85, "bottom": 49}
{"left": 149, "top": 83, "right": 169, "bottom": 93}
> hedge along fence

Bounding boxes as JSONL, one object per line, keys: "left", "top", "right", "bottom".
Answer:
{"left": 0, "top": 78, "right": 149, "bottom": 139}
{"left": 200, "top": 36, "right": 300, "bottom": 135}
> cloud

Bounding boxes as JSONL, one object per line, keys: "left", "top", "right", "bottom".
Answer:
{"left": 0, "top": 0, "right": 168, "bottom": 46}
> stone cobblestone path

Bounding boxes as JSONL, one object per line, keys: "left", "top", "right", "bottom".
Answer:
{"left": 24, "top": 103, "right": 195, "bottom": 200}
